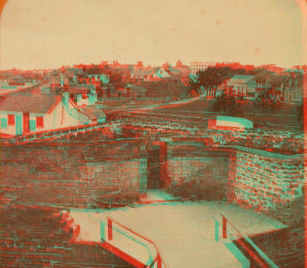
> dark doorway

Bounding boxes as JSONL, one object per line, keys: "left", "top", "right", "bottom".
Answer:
{"left": 147, "top": 144, "right": 163, "bottom": 189}
{"left": 23, "top": 112, "right": 30, "bottom": 134}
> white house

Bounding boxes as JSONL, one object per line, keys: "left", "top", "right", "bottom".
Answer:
{"left": 189, "top": 61, "right": 217, "bottom": 75}
{"left": 284, "top": 75, "right": 304, "bottom": 103}
{"left": 68, "top": 84, "right": 97, "bottom": 107}
{"left": 149, "top": 68, "right": 171, "bottom": 79}
{"left": 0, "top": 95, "right": 79, "bottom": 136}
{"left": 226, "top": 75, "right": 255, "bottom": 97}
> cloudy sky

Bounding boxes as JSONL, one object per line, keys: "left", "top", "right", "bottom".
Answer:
{"left": 0, "top": 0, "right": 305, "bottom": 69}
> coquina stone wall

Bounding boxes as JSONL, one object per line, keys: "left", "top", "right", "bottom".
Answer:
{"left": 227, "top": 146, "right": 305, "bottom": 214}
{"left": 1, "top": 140, "right": 147, "bottom": 207}
{"left": 162, "top": 140, "right": 304, "bottom": 217}
{"left": 164, "top": 142, "right": 231, "bottom": 199}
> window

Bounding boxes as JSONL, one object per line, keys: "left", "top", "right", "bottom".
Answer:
{"left": 36, "top": 117, "right": 44, "bottom": 128}
{"left": 8, "top": 114, "right": 15, "bottom": 125}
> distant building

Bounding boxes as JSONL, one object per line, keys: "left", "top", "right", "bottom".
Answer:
{"left": 283, "top": 68, "right": 303, "bottom": 77}
{"left": 189, "top": 61, "right": 217, "bottom": 75}
{"left": 77, "top": 107, "right": 106, "bottom": 124}
{"left": 173, "top": 65, "right": 190, "bottom": 76}
{"left": 67, "top": 84, "right": 97, "bottom": 107}
{"left": 131, "top": 68, "right": 153, "bottom": 83}
{"left": 126, "top": 84, "right": 147, "bottom": 97}
{"left": 0, "top": 95, "right": 79, "bottom": 136}
{"left": 260, "top": 64, "right": 284, "bottom": 73}
{"left": 283, "top": 75, "right": 304, "bottom": 103}
{"left": 66, "top": 67, "right": 83, "bottom": 77}
{"left": 149, "top": 67, "right": 171, "bottom": 79}
{"left": 85, "top": 74, "right": 110, "bottom": 85}
{"left": 254, "top": 73, "right": 289, "bottom": 100}
{"left": 1, "top": 75, "right": 38, "bottom": 90}
{"left": 226, "top": 75, "right": 255, "bottom": 97}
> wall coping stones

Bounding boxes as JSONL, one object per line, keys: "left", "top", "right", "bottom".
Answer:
{"left": 219, "top": 145, "right": 304, "bottom": 162}
{"left": 162, "top": 138, "right": 303, "bottom": 162}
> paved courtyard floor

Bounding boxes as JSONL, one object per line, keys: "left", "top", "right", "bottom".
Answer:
{"left": 71, "top": 201, "right": 285, "bottom": 268}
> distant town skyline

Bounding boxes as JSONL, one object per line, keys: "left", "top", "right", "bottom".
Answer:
{"left": 0, "top": 0, "right": 306, "bottom": 70}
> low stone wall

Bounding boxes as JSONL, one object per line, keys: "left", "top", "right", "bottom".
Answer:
{"left": 0, "top": 205, "right": 133, "bottom": 267}
{"left": 1, "top": 129, "right": 304, "bottom": 219}
{"left": 161, "top": 140, "right": 304, "bottom": 218}
{"left": 120, "top": 115, "right": 304, "bottom": 155}
{"left": 227, "top": 146, "right": 305, "bottom": 216}
{"left": 2, "top": 113, "right": 304, "bottom": 156}
{"left": 1, "top": 140, "right": 147, "bottom": 207}
{"left": 165, "top": 142, "right": 231, "bottom": 200}
{"left": 1, "top": 122, "right": 122, "bottom": 146}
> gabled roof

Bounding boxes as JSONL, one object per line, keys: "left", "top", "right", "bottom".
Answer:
{"left": 0, "top": 95, "right": 61, "bottom": 114}
{"left": 165, "top": 68, "right": 182, "bottom": 76}
{"left": 68, "top": 84, "right": 95, "bottom": 94}
{"left": 78, "top": 107, "right": 106, "bottom": 121}
{"left": 131, "top": 68, "right": 153, "bottom": 77}
{"left": 51, "top": 75, "right": 72, "bottom": 86}
{"left": 151, "top": 67, "right": 171, "bottom": 77}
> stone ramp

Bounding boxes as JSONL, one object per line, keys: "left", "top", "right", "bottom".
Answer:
{"left": 70, "top": 202, "right": 279, "bottom": 268}
{"left": 71, "top": 210, "right": 157, "bottom": 268}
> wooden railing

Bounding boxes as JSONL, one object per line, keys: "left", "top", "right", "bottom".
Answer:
{"left": 214, "top": 212, "right": 278, "bottom": 268}
{"left": 104, "top": 217, "right": 166, "bottom": 268}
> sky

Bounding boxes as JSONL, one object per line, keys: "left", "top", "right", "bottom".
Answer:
{"left": 0, "top": 0, "right": 306, "bottom": 70}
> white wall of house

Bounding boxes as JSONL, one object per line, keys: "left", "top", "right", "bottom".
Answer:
{"left": 226, "top": 81, "right": 255, "bottom": 96}
{"left": 154, "top": 68, "right": 170, "bottom": 78}
{"left": 284, "top": 88, "right": 303, "bottom": 102}
{"left": 0, "top": 101, "right": 80, "bottom": 136}
{"left": 0, "top": 110, "right": 23, "bottom": 136}
{"left": 44, "top": 101, "right": 79, "bottom": 130}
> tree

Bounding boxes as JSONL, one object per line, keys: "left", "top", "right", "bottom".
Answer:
{"left": 211, "top": 89, "right": 244, "bottom": 117}
{"left": 186, "top": 76, "right": 198, "bottom": 96}
{"left": 253, "top": 84, "right": 282, "bottom": 116}
{"left": 187, "top": 66, "right": 248, "bottom": 99}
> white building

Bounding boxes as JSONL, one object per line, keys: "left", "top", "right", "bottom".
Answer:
{"left": 189, "top": 61, "right": 217, "bottom": 75}
{"left": 0, "top": 95, "right": 79, "bottom": 136}
{"left": 226, "top": 75, "right": 255, "bottom": 97}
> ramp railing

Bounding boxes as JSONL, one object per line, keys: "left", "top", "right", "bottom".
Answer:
{"left": 100, "top": 217, "right": 166, "bottom": 268}
{"left": 214, "top": 212, "right": 278, "bottom": 268}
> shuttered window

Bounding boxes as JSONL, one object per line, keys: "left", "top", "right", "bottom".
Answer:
{"left": 36, "top": 117, "right": 44, "bottom": 127}
{"left": 8, "top": 115, "right": 15, "bottom": 125}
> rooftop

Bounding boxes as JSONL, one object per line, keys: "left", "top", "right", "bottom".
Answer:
{"left": 230, "top": 75, "right": 255, "bottom": 81}
{"left": 0, "top": 95, "right": 61, "bottom": 113}
{"left": 78, "top": 107, "right": 106, "bottom": 121}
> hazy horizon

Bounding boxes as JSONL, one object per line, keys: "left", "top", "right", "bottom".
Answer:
{"left": 1, "top": 0, "right": 306, "bottom": 70}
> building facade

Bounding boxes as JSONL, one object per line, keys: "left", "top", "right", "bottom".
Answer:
{"left": 189, "top": 61, "right": 217, "bottom": 75}
{"left": 0, "top": 95, "right": 79, "bottom": 136}
{"left": 225, "top": 75, "right": 255, "bottom": 97}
